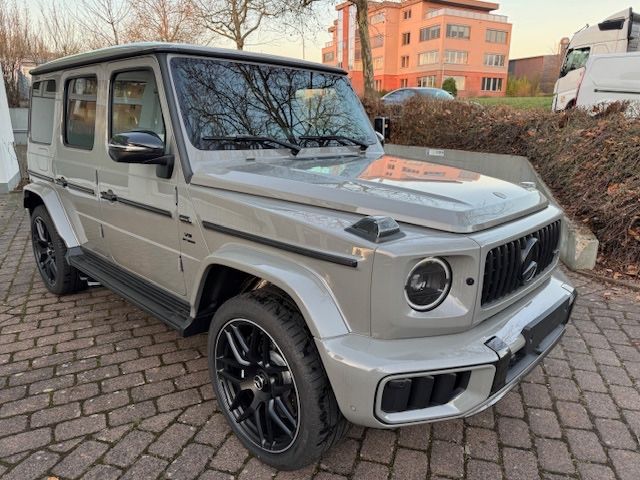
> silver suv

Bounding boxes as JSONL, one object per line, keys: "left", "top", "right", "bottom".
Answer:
{"left": 25, "top": 43, "right": 576, "bottom": 470}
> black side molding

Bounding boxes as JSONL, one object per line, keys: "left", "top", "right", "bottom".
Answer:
{"left": 202, "top": 221, "right": 359, "bottom": 268}
{"left": 99, "top": 190, "right": 173, "bottom": 217}
{"left": 27, "top": 170, "right": 55, "bottom": 183}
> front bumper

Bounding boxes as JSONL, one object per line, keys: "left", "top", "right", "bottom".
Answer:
{"left": 316, "top": 273, "right": 576, "bottom": 428}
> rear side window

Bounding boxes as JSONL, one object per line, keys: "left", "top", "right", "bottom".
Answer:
{"left": 30, "top": 80, "right": 57, "bottom": 144}
{"left": 65, "top": 76, "right": 98, "bottom": 149}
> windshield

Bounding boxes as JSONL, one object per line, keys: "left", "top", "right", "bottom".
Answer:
{"left": 560, "top": 47, "right": 590, "bottom": 77}
{"left": 170, "top": 56, "right": 376, "bottom": 151}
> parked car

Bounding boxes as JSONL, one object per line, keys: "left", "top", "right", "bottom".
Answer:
{"left": 25, "top": 43, "right": 575, "bottom": 470}
{"left": 381, "top": 87, "right": 454, "bottom": 105}
{"left": 576, "top": 51, "right": 640, "bottom": 115}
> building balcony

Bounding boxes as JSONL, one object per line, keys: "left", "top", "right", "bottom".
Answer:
{"left": 424, "top": 8, "right": 508, "bottom": 23}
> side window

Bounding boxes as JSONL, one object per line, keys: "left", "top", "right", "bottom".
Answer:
{"left": 111, "top": 70, "right": 165, "bottom": 142}
{"left": 560, "top": 48, "right": 590, "bottom": 77}
{"left": 65, "top": 77, "right": 98, "bottom": 149}
{"left": 30, "top": 80, "right": 57, "bottom": 144}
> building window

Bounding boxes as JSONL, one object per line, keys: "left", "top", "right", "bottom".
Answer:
{"left": 403, "top": 9, "right": 411, "bottom": 20}
{"left": 446, "top": 24, "right": 470, "bottom": 39}
{"left": 418, "top": 75, "right": 437, "bottom": 87}
{"left": 400, "top": 78, "right": 408, "bottom": 87}
{"left": 373, "top": 57, "right": 384, "bottom": 70}
{"left": 486, "top": 29, "right": 508, "bottom": 44}
{"left": 481, "top": 77, "right": 503, "bottom": 91}
{"left": 375, "top": 79, "right": 383, "bottom": 91}
{"left": 449, "top": 76, "right": 466, "bottom": 91}
{"left": 418, "top": 50, "right": 439, "bottom": 66}
{"left": 402, "top": 32, "right": 411, "bottom": 45}
{"left": 30, "top": 80, "right": 56, "bottom": 145}
{"left": 444, "top": 50, "right": 468, "bottom": 64}
{"left": 420, "top": 25, "right": 441, "bottom": 41}
{"left": 371, "top": 12, "right": 385, "bottom": 24}
{"left": 484, "top": 53, "right": 505, "bottom": 67}
{"left": 322, "top": 51, "right": 335, "bottom": 62}
{"left": 65, "top": 76, "right": 98, "bottom": 150}
{"left": 371, "top": 34, "right": 384, "bottom": 48}
{"left": 400, "top": 55, "right": 410, "bottom": 68}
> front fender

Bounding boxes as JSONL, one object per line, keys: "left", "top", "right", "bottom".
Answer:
{"left": 23, "top": 183, "right": 81, "bottom": 248}
{"left": 192, "top": 243, "right": 350, "bottom": 339}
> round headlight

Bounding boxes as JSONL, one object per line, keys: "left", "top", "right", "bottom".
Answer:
{"left": 404, "top": 258, "right": 451, "bottom": 311}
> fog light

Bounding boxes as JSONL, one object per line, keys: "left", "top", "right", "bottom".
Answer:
{"left": 404, "top": 257, "right": 451, "bottom": 311}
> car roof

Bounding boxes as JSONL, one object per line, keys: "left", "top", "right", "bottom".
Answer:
{"left": 30, "top": 42, "right": 347, "bottom": 76}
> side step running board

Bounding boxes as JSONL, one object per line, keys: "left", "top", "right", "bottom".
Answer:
{"left": 66, "top": 247, "right": 207, "bottom": 336}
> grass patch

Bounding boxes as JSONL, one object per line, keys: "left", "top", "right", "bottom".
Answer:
{"left": 469, "top": 96, "right": 553, "bottom": 110}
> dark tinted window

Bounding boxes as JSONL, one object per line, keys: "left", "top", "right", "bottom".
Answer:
{"left": 65, "top": 77, "right": 97, "bottom": 149}
{"left": 170, "top": 57, "right": 375, "bottom": 150}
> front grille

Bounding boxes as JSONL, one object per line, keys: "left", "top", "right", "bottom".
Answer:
{"left": 481, "top": 220, "right": 561, "bottom": 306}
{"left": 380, "top": 371, "right": 471, "bottom": 413}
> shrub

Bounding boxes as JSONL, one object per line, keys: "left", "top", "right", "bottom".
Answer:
{"left": 442, "top": 77, "right": 457, "bottom": 97}
{"left": 363, "top": 96, "right": 640, "bottom": 274}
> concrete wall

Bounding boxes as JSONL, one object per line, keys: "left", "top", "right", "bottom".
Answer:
{"left": 9, "top": 108, "right": 28, "bottom": 146}
{"left": 385, "top": 144, "right": 599, "bottom": 270}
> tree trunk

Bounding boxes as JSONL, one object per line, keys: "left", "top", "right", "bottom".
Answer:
{"left": 354, "top": 0, "right": 375, "bottom": 99}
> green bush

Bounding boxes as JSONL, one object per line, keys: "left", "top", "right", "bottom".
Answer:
{"left": 442, "top": 77, "right": 457, "bottom": 97}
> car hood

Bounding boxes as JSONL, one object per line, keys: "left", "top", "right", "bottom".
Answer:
{"left": 191, "top": 154, "right": 548, "bottom": 233}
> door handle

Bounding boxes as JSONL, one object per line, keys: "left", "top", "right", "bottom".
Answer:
{"left": 55, "top": 177, "right": 68, "bottom": 187}
{"left": 100, "top": 190, "right": 117, "bottom": 202}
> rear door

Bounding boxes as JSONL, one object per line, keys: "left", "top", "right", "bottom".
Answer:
{"left": 98, "top": 58, "right": 186, "bottom": 296}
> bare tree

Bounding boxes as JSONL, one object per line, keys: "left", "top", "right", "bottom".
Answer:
{"left": 0, "top": 0, "right": 38, "bottom": 106}
{"left": 190, "top": 0, "right": 292, "bottom": 50}
{"left": 39, "top": 0, "right": 83, "bottom": 57}
{"left": 127, "top": 0, "right": 203, "bottom": 43}
{"left": 73, "top": 0, "right": 130, "bottom": 48}
{"left": 350, "top": 0, "right": 375, "bottom": 99}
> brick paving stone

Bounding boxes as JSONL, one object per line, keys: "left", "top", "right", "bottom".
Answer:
{"left": 1, "top": 193, "right": 640, "bottom": 479}
{"left": 565, "top": 428, "right": 607, "bottom": 463}
{"left": 359, "top": 429, "right": 396, "bottom": 464}
{"left": 148, "top": 423, "right": 197, "bottom": 459}
{"left": 610, "top": 449, "right": 640, "bottom": 480}
{"left": 51, "top": 440, "right": 109, "bottom": 479}
{"left": 535, "top": 438, "right": 574, "bottom": 474}
{"left": 320, "top": 438, "right": 358, "bottom": 474}
{"left": 391, "top": 448, "right": 428, "bottom": 480}
{"left": 430, "top": 440, "right": 463, "bottom": 478}
{"left": 595, "top": 418, "right": 637, "bottom": 450}
{"left": 166, "top": 443, "right": 215, "bottom": 480}
{"left": 467, "top": 459, "right": 503, "bottom": 480}
{"left": 343, "top": 462, "right": 385, "bottom": 480}
{"left": 503, "top": 447, "right": 540, "bottom": 480}
{"left": 104, "top": 430, "right": 155, "bottom": 467}
{"left": 498, "top": 417, "right": 532, "bottom": 448}
{"left": 2, "top": 450, "right": 59, "bottom": 480}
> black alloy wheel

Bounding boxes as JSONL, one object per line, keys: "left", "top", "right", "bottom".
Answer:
{"left": 214, "top": 318, "right": 300, "bottom": 453}
{"left": 32, "top": 215, "right": 58, "bottom": 287}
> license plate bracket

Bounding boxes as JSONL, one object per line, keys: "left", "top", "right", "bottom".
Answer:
{"left": 521, "top": 298, "right": 571, "bottom": 355}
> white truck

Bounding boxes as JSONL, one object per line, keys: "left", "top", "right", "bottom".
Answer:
{"left": 553, "top": 8, "right": 640, "bottom": 112}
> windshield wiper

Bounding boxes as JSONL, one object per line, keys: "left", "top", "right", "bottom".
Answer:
{"left": 201, "top": 135, "right": 301, "bottom": 156}
{"left": 298, "top": 135, "right": 371, "bottom": 151}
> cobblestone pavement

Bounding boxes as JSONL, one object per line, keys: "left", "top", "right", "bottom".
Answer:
{"left": 1, "top": 191, "right": 640, "bottom": 480}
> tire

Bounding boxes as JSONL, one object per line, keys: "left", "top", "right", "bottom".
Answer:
{"left": 30, "top": 205, "right": 84, "bottom": 295}
{"left": 207, "top": 288, "right": 348, "bottom": 470}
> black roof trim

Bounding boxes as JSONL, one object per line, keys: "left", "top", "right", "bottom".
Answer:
{"left": 30, "top": 42, "right": 348, "bottom": 76}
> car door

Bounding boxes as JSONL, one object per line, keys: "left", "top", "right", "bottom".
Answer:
{"left": 98, "top": 59, "right": 186, "bottom": 296}
{"left": 53, "top": 69, "right": 109, "bottom": 256}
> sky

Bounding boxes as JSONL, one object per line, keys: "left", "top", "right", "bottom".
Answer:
{"left": 20, "top": 0, "right": 640, "bottom": 62}
{"left": 254, "top": 0, "right": 639, "bottom": 61}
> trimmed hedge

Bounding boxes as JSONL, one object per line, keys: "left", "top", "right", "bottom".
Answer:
{"left": 363, "top": 97, "right": 640, "bottom": 274}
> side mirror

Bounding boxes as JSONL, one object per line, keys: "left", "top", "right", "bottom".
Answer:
{"left": 108, "top": 131, "right": 167, "bottom": 165}
{"left": 375, "top": 131, "right": 385, "bottom": 146}
{"left": 374, "top": 116, "right": 391, "bottom": 143}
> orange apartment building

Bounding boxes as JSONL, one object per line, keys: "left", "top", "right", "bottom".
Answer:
{"left": 321, "top": 0, "right": 512, "bottom": 97}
